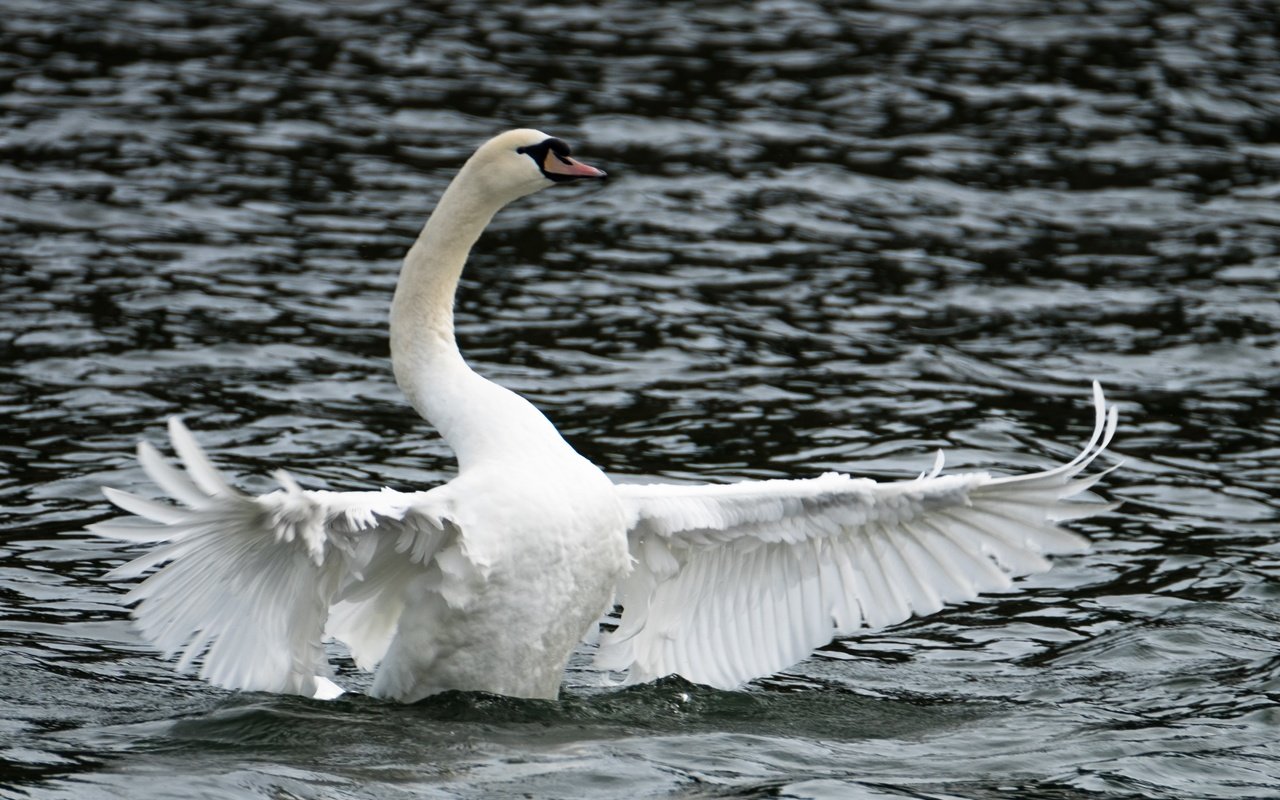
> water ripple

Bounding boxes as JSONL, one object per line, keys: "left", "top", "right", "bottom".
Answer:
{"left": 3, "top": 0, "right": 1279, "bottom": 797}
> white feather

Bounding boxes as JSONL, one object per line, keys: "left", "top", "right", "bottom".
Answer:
{"left": 91, "top": 418, "right": 458, "bottom": 696}
{"left": 599, "top": 383, "right": 1119, "bottom": 688}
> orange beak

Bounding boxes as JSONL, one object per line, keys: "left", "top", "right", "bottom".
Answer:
{"left": 542, "top": 153, "right": 607, "bottom": 180}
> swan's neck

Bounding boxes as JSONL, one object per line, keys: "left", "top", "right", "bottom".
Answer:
{"left": 389, "top": 167, "right": 574, "bottom": 470}
{"left": 391, "top": 168, "right": 498, "bottom": 359}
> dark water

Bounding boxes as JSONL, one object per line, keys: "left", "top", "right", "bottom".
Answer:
{"left": 3, "top": 0, "right": 1279, "bottom": 797}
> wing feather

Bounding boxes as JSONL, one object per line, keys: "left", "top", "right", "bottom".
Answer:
{"left": 101, "top": 487, "right": 190, "bottom": 526}
{"left": 601, "top": 383, "right": 1120, "bottom": 688}
{"left": 742, "top": 544, "right": 769, "bottom": 675}
{"left": 166, "top": 417, "right": 236, "bottom": 497}
{"left": 90, "top": 418, "right": 457, "bottom": 697}
{"left": 710, "top": 548, "right": 737, "bottom": 688}
{"left": 136, "top": 440, "right": 209, "bottom": 509}
{"left": 829, "top": 538, "right": 862, "bottom": 633}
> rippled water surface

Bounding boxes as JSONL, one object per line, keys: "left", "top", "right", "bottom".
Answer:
{"left": 3, "top": 1, "right": 1279, "bottom": 798}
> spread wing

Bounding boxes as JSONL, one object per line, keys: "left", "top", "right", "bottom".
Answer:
{"left": 598, "top": 382, "right": 1119, "bottom": 688}
{"left": 89, "top": 419, "right": 462, "bottom": 698}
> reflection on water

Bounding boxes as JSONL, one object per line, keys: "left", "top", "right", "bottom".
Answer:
{"left": 2, "top": 0, "right": 1278, "bottom": 798}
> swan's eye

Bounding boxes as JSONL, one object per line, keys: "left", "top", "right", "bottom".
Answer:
{"left": 516, "top": 138, "right": 605, "bottom": 183}
{"left": 517, "top": 138, "right": 571, "bottom": 161}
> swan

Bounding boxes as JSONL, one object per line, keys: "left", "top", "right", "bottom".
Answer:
{"left": 90, "top": 129, "right": 1119, "bottom": 702}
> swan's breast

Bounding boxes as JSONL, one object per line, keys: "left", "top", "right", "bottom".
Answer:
{"left": 448, "top": 460, "right": 630, "bottom": 576}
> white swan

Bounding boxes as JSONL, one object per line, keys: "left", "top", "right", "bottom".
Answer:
{"left": 91, "top": 129, "right": 1119, "bottom": 702}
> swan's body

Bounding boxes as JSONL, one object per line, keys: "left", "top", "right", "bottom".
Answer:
{"left": 92, "top": 129, "right": 1118, "bottom": 702}
{"left": 376, "top": 130, "right": 629, "bottom": 699}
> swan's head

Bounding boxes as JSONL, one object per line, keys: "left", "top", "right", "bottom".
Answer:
{"left": 462, "top": 129, "right": 606, "bottom": 206}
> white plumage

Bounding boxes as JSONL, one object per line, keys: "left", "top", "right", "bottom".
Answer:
{"left": 600, "top": 385, "right": 1117, "bottom": 686}
{"left": 91, "top": 129, "right": 1119, "bottom": 702}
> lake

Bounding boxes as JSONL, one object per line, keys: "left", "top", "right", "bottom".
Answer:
{"left": 2, "top": 1, "right": 1278, "bottom": 798}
